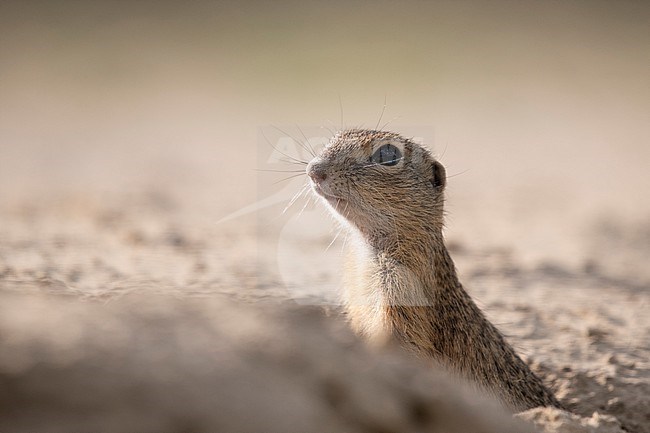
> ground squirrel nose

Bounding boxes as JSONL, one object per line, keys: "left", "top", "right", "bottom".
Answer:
{"left": 307, "top": 161, "right": 327, "bottom": 183}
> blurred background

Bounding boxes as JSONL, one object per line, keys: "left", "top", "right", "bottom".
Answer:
{"left": 1, "top": 0, "right": 649, "bottom": 290}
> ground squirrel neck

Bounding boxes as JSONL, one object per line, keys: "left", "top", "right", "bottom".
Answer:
{"left": 307, "top": 128, "right": 563, "bottom": 412}
{"left": 361, "top": 232, "right": 561, "bottom": 411}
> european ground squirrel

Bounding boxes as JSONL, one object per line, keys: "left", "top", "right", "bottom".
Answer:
{"left": 306, "top": 129, "right": 563, "bottom": 411}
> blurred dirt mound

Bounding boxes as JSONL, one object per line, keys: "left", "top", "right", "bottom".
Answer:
{"left": 0, "top": 287, "right": 531, "bottom": 433}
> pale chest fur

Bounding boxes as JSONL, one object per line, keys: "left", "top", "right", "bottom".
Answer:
{"left": 343, "top": 238, "right": 433, "bottom": 345}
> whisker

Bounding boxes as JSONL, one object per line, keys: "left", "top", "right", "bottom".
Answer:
{"left": 375, "top": 95, "right": 388, "bottom": 131}
{"left": 254, "top": 168, "right": 306, "bottom": 173}
{"left": 352, "top": 158, "right": 404, "bottom": 170}
{"left": 296, "top": 185, "right": 316, "bottom": 219}
{"left": 322, "top": 121, "right": 337, "bottom": 137}
{"left": 338, "top": 94, "right": 344, "bottom": 130}
{"left": 283, "top": 182, "right": 309, "bottom": 214}
{"left": 446, "top": 169, "right": 470, "bottom": 178}
{"left": 380, "top": 115, "right": 401, "bottom": 131}
{"left": 325, "top": 228, "right": 342, "bottom": 252}
{"left": 295, "top": 124, "right": 317, "bottom": 157}
{"left": 271, "top": 125, "right": 315, "bottom": 160}
{"left": 341, "top": 230, "right": 350, "bottom": 254}
{"left": 278, "top": 158, "right": 309, "bottom": 166}
{"left": 261, "top": 128, "right": 309, "bottom": 166}
{"left": 438, "top": 141, "right": 449, "bottom": 161}
{"left": 272, "top": 172, "right": 306, "bottom": 185}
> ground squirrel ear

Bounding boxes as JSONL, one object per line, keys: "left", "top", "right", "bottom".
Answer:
{"left": 431, "top": 161, "right": 446, "bottom": 190}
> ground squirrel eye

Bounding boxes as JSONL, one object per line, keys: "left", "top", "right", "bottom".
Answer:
{"left": 371, "top": 144, "right": 402, "bottom": 166}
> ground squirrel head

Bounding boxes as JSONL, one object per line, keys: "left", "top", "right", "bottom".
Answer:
{"left": 307, "top": 129, "right": 446, "bottom": 246}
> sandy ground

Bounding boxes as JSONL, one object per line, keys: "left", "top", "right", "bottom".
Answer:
{"left": 0, "top": 175, "right": 647, "bottom": 432}
{"left": 1, "top": 1, "right": 649, "bottom": 431}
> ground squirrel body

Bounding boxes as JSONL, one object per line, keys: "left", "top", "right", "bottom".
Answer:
{"left": 306, "top": 129, "right": 563, "bottom": 411}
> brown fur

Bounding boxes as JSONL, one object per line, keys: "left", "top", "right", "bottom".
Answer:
{"left": 307, "top": 129, "right": 563, "bottom": 412}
